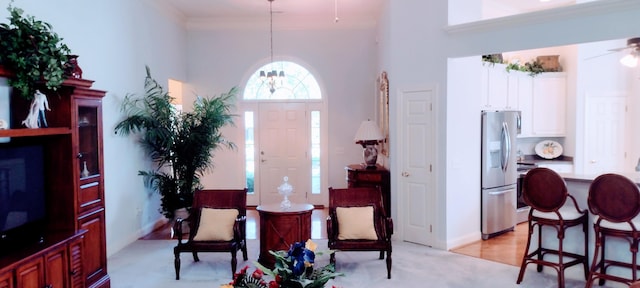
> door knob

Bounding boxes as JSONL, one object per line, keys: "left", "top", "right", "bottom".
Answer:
{"left": 261, "top": 159, "right": 266, "bottom": 163}
{"left": 401, "top": 172, "right": 410, "bottom": 177}
{"left": 590, "top": 160, "right": 597, "bottom": 163}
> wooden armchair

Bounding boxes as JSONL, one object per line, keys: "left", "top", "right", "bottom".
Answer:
{"left": 327, "top": 186, "right": 393, "bottom": 279}
{"left": 173, "top": 188, "right": 248, "bottom": 280}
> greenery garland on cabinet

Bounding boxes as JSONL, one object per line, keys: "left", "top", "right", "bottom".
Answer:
{"left": 482, "top": 54, "right": 546, "bottom": 77}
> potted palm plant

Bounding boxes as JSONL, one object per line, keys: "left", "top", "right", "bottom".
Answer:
{"left": 114, "top": 66, "right": 238, "bottom": 219}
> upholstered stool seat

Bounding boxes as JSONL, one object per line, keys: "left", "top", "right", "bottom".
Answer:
{"left": 531, "top": 205, "right": 586, "bottom": 221}
{"left": 586, "top": 173, "right": 640, "bottom": 287}
{"left": 593, "top": 215, "right": 640, "bottom": 231}
{"left": 516, "top": 168, "right": 589, "bottom": 288}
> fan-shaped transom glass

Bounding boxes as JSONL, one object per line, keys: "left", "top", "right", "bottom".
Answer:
{"left": 243, "top": 61, "right": 321, "bottom": 100}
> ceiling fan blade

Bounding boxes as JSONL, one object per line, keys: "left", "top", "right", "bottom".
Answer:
{"left": 608, "top": 46, "right": 631, "bottom": 52}
{"left": 583, "top": 51, "right": 619, "bottom": 61}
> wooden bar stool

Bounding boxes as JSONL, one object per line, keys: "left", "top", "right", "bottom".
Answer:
{"left": 586, "top": 173, "right": 640, "bottom": 287}
{"left": 516, "top": 168, "right": 589, "bottom": 288}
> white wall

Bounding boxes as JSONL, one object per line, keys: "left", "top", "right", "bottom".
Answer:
{"left": 0, "top": 0, "right": 378, "bottom": 256}
{"left": 381, "top": 0, "right": 640, "bottom": 250}
{"left": 4, "top": 0, "right": 640, "bottom": 256}
{"left": 185, "top": 27, "right": 379, "bottom": 192}
{"left": 0, "top": 0, "right": 189, "bottom": 256}
{"left": 442, "top": 0, "right": 640, "bottom": 248}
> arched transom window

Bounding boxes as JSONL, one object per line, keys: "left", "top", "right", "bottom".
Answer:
{"left": 243, "top": 61, "right": 321, "bottom": 100}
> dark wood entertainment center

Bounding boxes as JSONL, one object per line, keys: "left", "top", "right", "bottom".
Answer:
{"left": 0, "top": 66, "right": 109, "bottom": 288}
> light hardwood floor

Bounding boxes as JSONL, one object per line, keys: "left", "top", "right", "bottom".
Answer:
{"left": 450, "top": 223, "right": 528, "bottom": 267}
{"left": 141, "top": 208, "right": 526, "bottom": 267}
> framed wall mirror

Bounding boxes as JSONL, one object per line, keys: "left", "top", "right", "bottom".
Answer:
{"left": 378, "top": 71, "right": 389, "bottom": 157}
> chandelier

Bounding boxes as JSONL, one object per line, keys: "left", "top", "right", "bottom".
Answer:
{"left": 259, "top": 0, "right": 285, "bottom": 94}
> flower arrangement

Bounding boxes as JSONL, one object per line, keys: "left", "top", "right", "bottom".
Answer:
{"left": 222, "top": 240, "right": 343, "bottom": 288}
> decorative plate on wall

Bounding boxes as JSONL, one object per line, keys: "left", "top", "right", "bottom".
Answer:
{"left": 535, "top": 140, "right": 563, "bottom": 159}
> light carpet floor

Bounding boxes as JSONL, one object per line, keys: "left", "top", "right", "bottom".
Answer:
{"left": 108, "top": 239, "right": 626, "bottom": 288}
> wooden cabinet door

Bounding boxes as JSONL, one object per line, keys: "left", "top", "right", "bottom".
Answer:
{"left": 487, "top": 66, "right": 508, "bottom": 109}
{"left": 0, "top": 270, "right": 13, "bottom": 288}
{"left": 481, "top": 63, "right": 523, "bottom": 111}
{"left": 76, "top": 98, "right": 104, "bottom": 214}
{"left": 532, "top": 73, "right": 567, "bottom": 136}
{"left": 45, "top": 246, "right": 69, "bottom": 288}
{"left": 79, "top": 209, "right": 107, "bottom": 287}
{"left": 15, "top": 257, "right": 44, "bottom": 288}
{"left": 517, "top": 75, "right": 534, "bottom": 137}
{"left": 481, "top": 64, "right": 509, "bottom": 110}
{"left": 68, "top": 235, "right": 85, "bottom": 288}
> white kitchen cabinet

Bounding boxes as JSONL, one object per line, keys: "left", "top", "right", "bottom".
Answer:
{"left": 480, "top": 65, "right": 567, "bottom": 137}
{"left": 517, "top": 75, "right": 533, "bottom": 137}
{"left": 531, "top": 73, "right": 567, "bottom": 136}
{"left": 480, "top": 63, "right": 518, "bottom": 110}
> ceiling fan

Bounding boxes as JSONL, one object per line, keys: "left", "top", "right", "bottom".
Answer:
{"left": 585, "top": 37, "right": 640, "bottom": 67}
{"left": 611, "top": 37, "right": 640, "bottom": 67}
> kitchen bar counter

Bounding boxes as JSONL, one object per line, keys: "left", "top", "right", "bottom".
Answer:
{"left": 530, "top": 172, "right": 640, "bottom": 276}
{"left": 561, "top": 172, "right": 640, "bottom": 184}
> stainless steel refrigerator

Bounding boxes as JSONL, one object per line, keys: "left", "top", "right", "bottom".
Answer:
{"left": 481, "top": 110, "right": 519, "bottom": 240}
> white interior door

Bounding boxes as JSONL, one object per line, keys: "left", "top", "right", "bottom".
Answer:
{"left": 399, "top": 87, "right": 435, "bottom": 246}
{"left": 584, "top": 94, "right": 627, "bottom": 174}
{"left": 258, "top": 102, "right": 310, "bottom": 205}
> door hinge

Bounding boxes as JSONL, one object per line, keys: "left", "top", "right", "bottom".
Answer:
{"left": 430, "top": 164, "right": 432, "bottom": 172}
{"left": 430, "top": 225, "right": 432, "bottom": 233}
{"left": 430, "top": 103, "right": 433, "bottom": 111}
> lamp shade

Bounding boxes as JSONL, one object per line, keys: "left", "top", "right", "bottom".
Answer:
{"left": 620, "top": 52, "right": 639, "bottom": 68}
{"left": 354, "top": 120, "right": 384, "bottom": 143}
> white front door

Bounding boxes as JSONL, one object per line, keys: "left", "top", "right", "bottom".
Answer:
{"left": 258, "top": 102, "right": 310, "bottom": 205}
{"left": 584, "top": 94, "right": 627, "bottom": 174}
{"left": 399, "top": 87, "right": 435, "bottom": 246}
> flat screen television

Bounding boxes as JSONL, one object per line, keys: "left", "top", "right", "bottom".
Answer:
{"left": 0, "top": 145, "right": 46, "bottom": 250}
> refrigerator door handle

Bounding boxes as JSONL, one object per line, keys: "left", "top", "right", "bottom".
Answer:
{"left": 501, "top": 122, "right": 511, "bottom": 172}
{"left": 488, "top": 190, "right": 511, "bottom": 196}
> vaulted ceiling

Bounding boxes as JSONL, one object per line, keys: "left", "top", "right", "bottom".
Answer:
{"left": 152, "top": 0, "right": 384, "bottom": 29}
{"left": 151, "top": 0, "right": 575, "bottom": 29}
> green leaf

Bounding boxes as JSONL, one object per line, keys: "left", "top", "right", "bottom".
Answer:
{"left": 0, "top": 3, "right": 71, "bottom": 99}
{"left": 114, "top": 66, "right": 237, "bottom": 218}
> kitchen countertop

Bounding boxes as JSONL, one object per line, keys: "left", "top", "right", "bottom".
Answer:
{"left": 517, "top": 154, "right": 573, "bottom": 165}
{"left": 560, "top": 172, "right": 640, "bottom": 185}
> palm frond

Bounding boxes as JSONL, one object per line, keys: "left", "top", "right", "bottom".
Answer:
{"left": 115, "top": 66, "right": 237, "bottom": 218}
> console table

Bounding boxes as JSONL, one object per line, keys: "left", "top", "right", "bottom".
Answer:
{"left": 345, "top": 164, "right": 391, "bottom": 216}
{"left": 256, "top": 203, "right": 313, "bottom": 269}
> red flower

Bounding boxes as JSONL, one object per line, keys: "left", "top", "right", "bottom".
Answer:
{"left": 252, "top": 268, "right": 264, "bottom": 279}
{"left": 268, "top": 281, "right": 279, "bottom": 288}
{"left": 240, "top": 266, "right": 249, "bottom": 273}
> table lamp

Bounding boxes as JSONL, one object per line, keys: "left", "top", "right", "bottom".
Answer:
{"left": 354, "top": 120, "right": 384, "bottom": 169}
